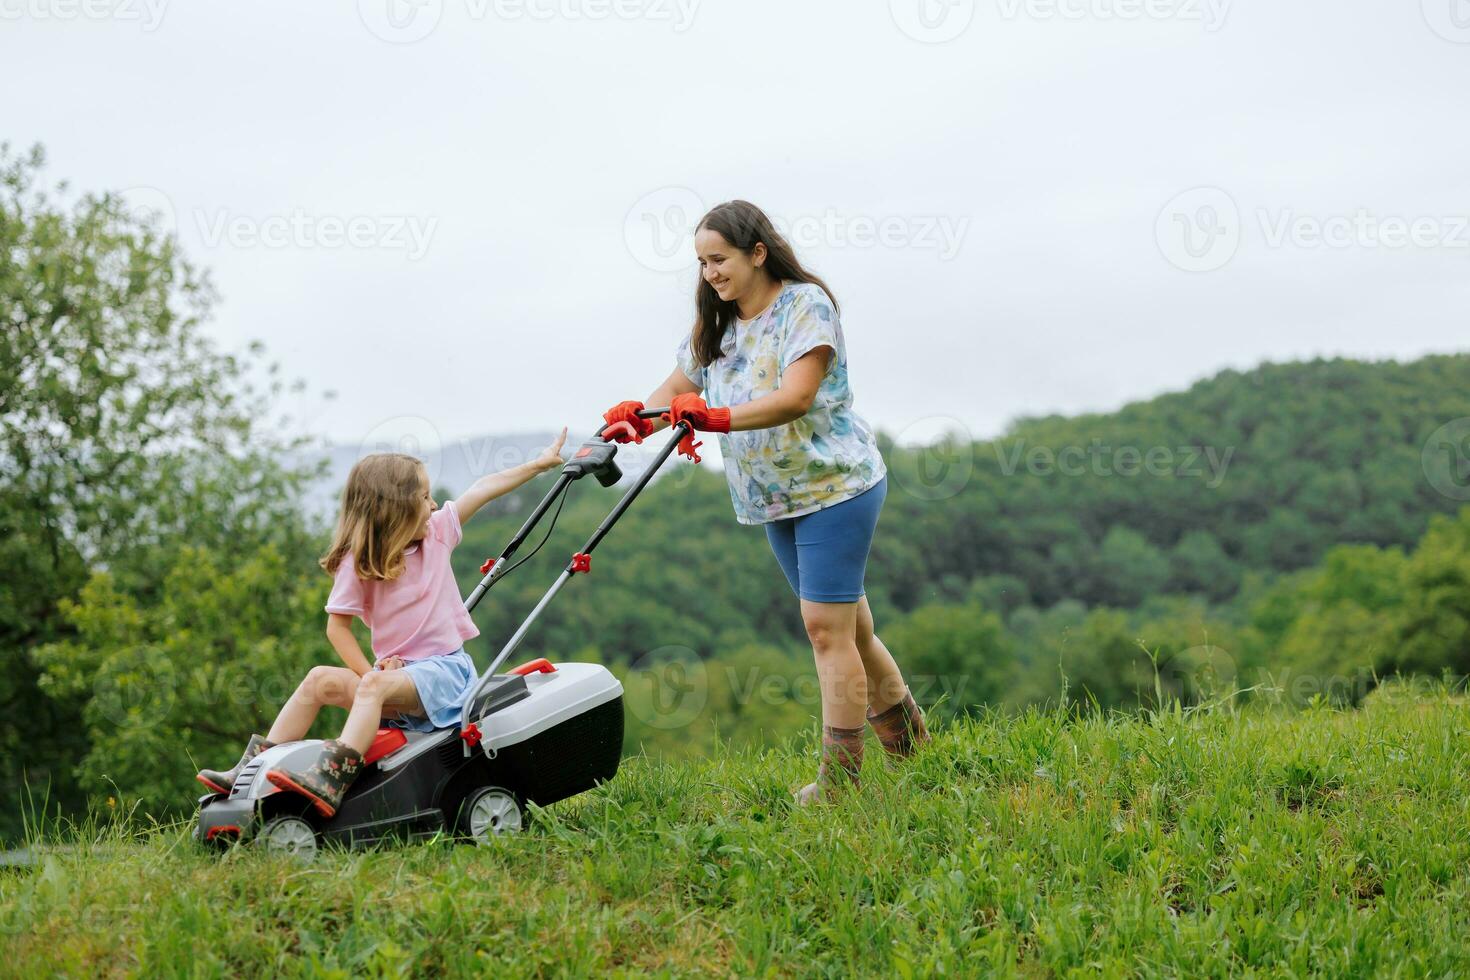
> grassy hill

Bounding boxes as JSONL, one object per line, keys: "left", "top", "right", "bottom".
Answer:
{"left": 5, "top": 683, "right": 1467, "bottom": 976}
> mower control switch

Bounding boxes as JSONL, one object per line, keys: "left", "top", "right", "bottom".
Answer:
{"left": 562, "top": 439, "right": 623, "bottom": 487}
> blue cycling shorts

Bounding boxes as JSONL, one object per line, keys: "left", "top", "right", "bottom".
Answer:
{"left": 762, "top": 476, "right": 887, "bottom": 604}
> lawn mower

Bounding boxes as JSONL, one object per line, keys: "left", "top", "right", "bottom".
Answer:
{"left": 195, "top": 409, "right": 693, "bottom": 858}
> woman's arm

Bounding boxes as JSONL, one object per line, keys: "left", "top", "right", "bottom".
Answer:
{"left": 326, "top": 613, "right": 373, "bottom": 676}
{"left": 649, "top": 347, "right": 833, "bottom": 434}
{"left": 454, "top": 428, "right": 568, "bottom": 523}
{"left": 642, "top": 365, "right": 703, "bottom": 434}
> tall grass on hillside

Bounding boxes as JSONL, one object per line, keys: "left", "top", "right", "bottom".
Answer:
{"left": 3, "top": 680, "right": 1467, "bottom": 976}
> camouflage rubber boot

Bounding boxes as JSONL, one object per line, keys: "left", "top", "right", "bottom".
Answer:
{"left": 265, "top": 739, "right": 365, "bottom": 819}
{"left": 794, "top": 724, "right": 865, "bottom": 806}
{"left": 866, "top": 690, "right": 930, "bottom": 760}
{"left": 196, "top": 734, "right": 275, "bottom": 795}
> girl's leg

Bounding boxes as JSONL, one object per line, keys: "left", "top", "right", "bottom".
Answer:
{"left": 854, "top": 595, "right": 908, "bottom": 715}
{"left": 337, "top": 670, "right": 425, "bottom": 754}
{"left": 266, "top": 665, "right": 361, "bottom": 744}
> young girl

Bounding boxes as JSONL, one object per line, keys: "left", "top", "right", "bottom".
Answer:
{"left": 196, "top": 430, "right": 567, "bottom": 818}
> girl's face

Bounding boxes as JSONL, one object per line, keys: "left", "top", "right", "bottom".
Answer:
{"left": 696, "top": 227, "right": 768, "bottom": 307}
{"left": 411, "top": 467, "right": 436, "bottom": 542}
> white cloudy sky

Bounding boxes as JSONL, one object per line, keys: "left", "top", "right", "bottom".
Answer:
{"left": 5, "top": 0, "right": 1468, "bottom": 462}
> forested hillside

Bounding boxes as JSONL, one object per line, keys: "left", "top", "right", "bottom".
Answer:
{"left": 456, "top": 354, "right": 1470, "bottom": 669}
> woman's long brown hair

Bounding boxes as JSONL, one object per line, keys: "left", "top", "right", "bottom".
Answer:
{"left": 689, "top": 200, "right": 839, "bottom": 368}
{"left": 319, "top": 453, "right": 426, "bottom": 583}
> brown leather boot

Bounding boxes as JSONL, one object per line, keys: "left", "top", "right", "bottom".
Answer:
{"left": 196, "top": 734, "right": 275, "bottom": 795}
{"left": 794, "top": 724, "right": 865, "bottom": 806}
{"left": 265, "top": 739, "right": 365, "bottom": 819}
{"left": 867, "top": 689, "right": 930, "bottom": 759}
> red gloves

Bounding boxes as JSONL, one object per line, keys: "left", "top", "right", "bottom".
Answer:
{"left": 601, "top": 400, "right": 655, "bottom": 444}
{"left": 662, "top": 393, "right": 731, "bottom": 433}
{"left": 602, "top": 395, "right": 727, "bottom": 463}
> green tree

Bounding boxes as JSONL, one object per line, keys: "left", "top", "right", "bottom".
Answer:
{"left": 1387, "top": 508, "right": 1470, "bottom": 677}
{"left": 34, "top": 547, "right": 331, "bottom": 812}
{"left": 1, "top": 144, "right": 320, "bottom": 838}
{"left": 1092, "top": 526, "right": 1171, "bottom": 608}
{"left": 881, "top": 601, "right": 1017, "bottom": 718}
{"left": 1168, "top": 530, "right": 1241, "bottom": 601}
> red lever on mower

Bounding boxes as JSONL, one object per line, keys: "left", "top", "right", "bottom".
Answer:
{"left": 601, "top": 420, "right": 642, "bottom": 444}
{"left": 511, "top": 658, "right": 557, "bottom": 676}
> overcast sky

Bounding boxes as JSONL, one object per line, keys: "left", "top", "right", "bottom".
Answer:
{"left": 5, "top": 0, "right": 1468, "bottom": 466}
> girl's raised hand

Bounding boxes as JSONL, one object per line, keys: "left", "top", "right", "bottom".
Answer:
{"left": 535, "top": 427, "right": 569, "bottom": 472}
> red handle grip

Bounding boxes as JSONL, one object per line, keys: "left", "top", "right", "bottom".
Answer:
{"left": 510, "top": 658, "right": 557, "bottom": 676}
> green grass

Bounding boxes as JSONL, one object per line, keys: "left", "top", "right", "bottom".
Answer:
{"left": 3, "top": 685, "right": 1468, "bottom": 977}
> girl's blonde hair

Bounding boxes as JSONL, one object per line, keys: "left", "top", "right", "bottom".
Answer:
{"left": 319, "top": 453, "right": 427, "bottom": 582}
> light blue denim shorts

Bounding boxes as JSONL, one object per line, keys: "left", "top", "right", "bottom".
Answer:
{"left": 383, "top": 649, "right": 476, "bottom": 733}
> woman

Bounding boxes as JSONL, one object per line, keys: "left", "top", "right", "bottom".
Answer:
{"left": 603, "top": 200, "right": 929, "bottom": 805}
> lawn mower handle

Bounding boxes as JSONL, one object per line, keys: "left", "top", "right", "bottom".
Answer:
{"left": 591, "top": 405, "right": 677, "bottom": 441}
{"left": 459, "top": 409, "right": 694, "bottom": 720}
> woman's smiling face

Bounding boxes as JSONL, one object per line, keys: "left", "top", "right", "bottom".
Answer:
{"left": 696, "top": 227, "right": 766, "bottom": 306}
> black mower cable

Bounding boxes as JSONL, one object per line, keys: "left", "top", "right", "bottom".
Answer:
{"left": 495, "top": 482, "right": 571, "bottom": 581}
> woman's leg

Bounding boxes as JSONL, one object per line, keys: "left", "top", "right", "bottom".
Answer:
{"left": 266, "top": 665, "right": 361, "bottom": 744}
{"left": 789, "top": 480, "right": 889, "bottom": 727}
{"left": 801, "top": 599, "right": 867, "bottom": 729}
{"left": 337, "top": 670, "right": 425, "bottom": 754}
{"left": 797, "top": 599, "right": 868, "bottom": 801}
{"left": 854, "top": 595, "right": 908, "bottom": 715}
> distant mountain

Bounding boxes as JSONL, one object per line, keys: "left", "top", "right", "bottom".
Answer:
{"left": 296, "top": 429, "right": 719, "bottom": 520}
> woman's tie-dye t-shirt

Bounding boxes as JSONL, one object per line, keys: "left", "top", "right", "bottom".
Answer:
{"left": 675, "top": 281, "right": 887, "bottom": 525}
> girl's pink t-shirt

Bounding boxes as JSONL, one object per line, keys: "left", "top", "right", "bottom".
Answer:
{"left": 324, "top": 500, "right": 480, "bottom": 663}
